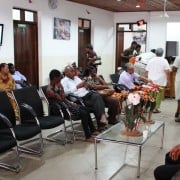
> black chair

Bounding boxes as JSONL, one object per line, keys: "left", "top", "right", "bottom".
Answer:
{"left": 0, "top": 113, "right": 20, "bottom": 173}
{"left": 40, "top": 85, "right": 84, "bottom": 143}
{"left": 13, "top": 86, "right": 67, "bottom": 145}
{"left": 113, "top": 83, "right": 130, "bottom": 93}
{"left": 0, "top": 91, "right": 43, "bottom": 156}
{"left": 110, "top": 73, "right": 120, "bottom": 84}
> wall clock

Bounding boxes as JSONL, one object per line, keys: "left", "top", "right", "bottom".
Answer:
{"left": 48, "top": 0, "right": 58, "bottom": 9}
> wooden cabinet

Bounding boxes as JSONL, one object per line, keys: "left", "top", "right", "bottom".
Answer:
{"left": 164, "top": 71, "right": 175, "bottom": 98}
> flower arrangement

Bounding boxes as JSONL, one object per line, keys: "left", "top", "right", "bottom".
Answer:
{"left": 120, "top": 84, "right": 159, "bottom": 137}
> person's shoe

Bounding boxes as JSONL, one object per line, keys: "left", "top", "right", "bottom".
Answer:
{"left": 153, "top": 109, "right": 161, "bottom": 113}
{"left": 175, "top": 118, "right": 180, "bottom": 123}
{"left": 99, "top": 119, "right": 108, "bottom": 125}
{"left": 175, "top": 112, "right": 179, "bottom": 118}
{"left": 92, "top": 130, "right": 100, "bottom": 136}
{"left": 85, "top": 137, "right": 100, "bottom": 143}
{"left": 98, "top": 124, "right": 108, "bottom": 132}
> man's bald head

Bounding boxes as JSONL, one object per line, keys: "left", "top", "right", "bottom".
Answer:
{"left": 64, "top": 65, "right": 73, "bottom": 73}
{"left": 64, "top": 65, "right": 75, "bottom": 79}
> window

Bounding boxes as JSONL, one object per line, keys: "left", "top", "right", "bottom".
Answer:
{"left": 117, "top": 23, "right": 147, "bottom": 32}
{"left": 12, "top": 9, "right": 20, "bottom": 20}
{"left": 78, "top": 18, "right": 90, "bottom": 29}
{"left": 13, "top": 8, "right": 37, "bottom": 22}
{"left": 25, "top": 11, "right": 34, "bottom": 22}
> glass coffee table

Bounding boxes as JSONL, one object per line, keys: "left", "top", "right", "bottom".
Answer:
{"left": 94, "top": 120, "right": 165, "bottom": 178}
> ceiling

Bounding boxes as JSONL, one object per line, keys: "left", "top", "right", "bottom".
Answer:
{"left": 66, "top": 0, "right": 180, "bottom": 12}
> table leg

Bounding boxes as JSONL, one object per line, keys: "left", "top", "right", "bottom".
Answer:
{"left": 137, "top": 146, "right": 142, "bottom": 178}
{"left": 161, "top": 124, "right": 165, "bottom": 149}
{"left": 94, "top": 138, "right": 98, "bottom": 170}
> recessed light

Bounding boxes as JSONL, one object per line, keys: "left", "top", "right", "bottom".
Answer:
{"left": 136, "top": 4, "right": 140, "bottom": 8}
{"left": 117, "top": 0, "right": 121, "bottom": 1}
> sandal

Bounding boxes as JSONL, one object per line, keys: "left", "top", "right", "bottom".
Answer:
{"left": 85, "top": 137, "right": 100, "bottom": 143}
{"left": 92, "top": 131, "right": 100, "bottom": 136}
{"left": 153, "top": 109, "right": 161, "bottom": 113}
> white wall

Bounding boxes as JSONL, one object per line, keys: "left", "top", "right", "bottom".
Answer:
{"left": 0, "top": 0, "right": 114, "bottom": 85}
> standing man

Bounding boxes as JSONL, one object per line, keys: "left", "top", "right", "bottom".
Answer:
{"left": 172, "top": 56, "right": 180, "bottom": 122}
{"left": 85, "top": 44, "right": 98, "bottom": 67}
{"left": 134, "top": 49, "right": 156, "bottom": 76}
{"left": 121, "top": 41, "right": 137, "bottom": 68}
{"left": 145, "top": 48, "right": 170, "bottom": 113}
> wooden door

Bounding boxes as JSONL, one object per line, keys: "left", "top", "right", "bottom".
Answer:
{"left": 78, "top": 18, "right": 91, "bottom": 73}
{"left": 115, "top": 31, "right": 124, "bottom": 72}
{"left": 78, "top": 28, "right": 90, "bottom": 72}
{"left": 13, "top": 21, "right": 39, "bottom": 87}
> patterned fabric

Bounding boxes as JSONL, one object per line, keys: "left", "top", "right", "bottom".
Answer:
{"left": 0, "top": 72, "right": 16, "bottom": 92}
{"left": 7, "top": 92, "right": 20, "bottom": 121}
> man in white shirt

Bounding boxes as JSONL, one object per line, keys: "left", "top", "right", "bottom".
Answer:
{"left": 61, "top": 66, "right": 108, "bottom": 129}
{"left": 145, "top": 48, "right": 170, "bottom": 113}
{"left": 8, "top": 63, "right": 30, "bottom": 89}
{"left": 134, "top": 49, "right": 156, "bottom": 76}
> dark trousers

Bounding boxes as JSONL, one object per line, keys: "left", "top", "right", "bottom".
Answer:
{"left": 49, "top": 99, "right": 95, "bottom": 139}
{"left": 82, "top": 91, "right": 105, "bottom": 127}
{"left": 154, "top": 153, "right": 180, "bottom": 180}
{"left": 103, "top": 96, "right": 120, "bottom": 123}
{"left": 78, "top": 106, "right": 96, "bottom": 138}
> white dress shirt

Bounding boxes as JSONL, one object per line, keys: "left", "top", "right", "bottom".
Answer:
{"left": 146, "top": 57, "right": 170, "bottom": 86}
{"left": 12, "top": 71, "right": 27, "bottom": 89}
{"left": 61, "top": 76, "right": 89, "bottom": 97}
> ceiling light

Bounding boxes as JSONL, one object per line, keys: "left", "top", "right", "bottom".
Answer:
{"left": 136, "top": 4, "right": 140, "bottom": 8}
{"left": 117, "top": 0, "right": 121, "bottom": 1}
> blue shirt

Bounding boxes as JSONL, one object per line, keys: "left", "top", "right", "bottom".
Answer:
{"left": 118, "top": 71, "right": 139, "bottom": 89}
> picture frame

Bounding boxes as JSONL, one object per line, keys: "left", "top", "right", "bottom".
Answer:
{"left": 53, "top": 18, "right": 71, "bottom": 40}
{"left": 0, "top": 24, "right": 4, "bottom": 46}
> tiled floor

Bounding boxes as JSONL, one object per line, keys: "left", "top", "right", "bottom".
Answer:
{"left": 0, "top": 98, "right": 179, "bottom": 180}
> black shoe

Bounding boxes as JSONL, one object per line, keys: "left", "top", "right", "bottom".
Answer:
{"left": 108, "top": 120, "right": 120, "bottom": 125}
{"left": 175, "top": 118, "right": 180, "bottom": 122}
{"left": 175, "top": 112, "right": 179, "bottom": 118}
{"left": 98, "top": 123, "right": 108, "bottom": 131}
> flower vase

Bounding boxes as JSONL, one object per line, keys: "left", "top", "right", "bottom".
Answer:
{"left": 121, "top": 127, "right": 143, "bottom": 137}
{"left": 120, "top": 93, "right": 143, "bottom": 137}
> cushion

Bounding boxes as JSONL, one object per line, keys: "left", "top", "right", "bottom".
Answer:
{"left": 38, "top": 116, "right": 64, "bottom": 129}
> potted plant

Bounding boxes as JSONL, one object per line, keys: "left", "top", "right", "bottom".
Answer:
{"left": 121, "top": 92, "right": 144, "bottom": 137}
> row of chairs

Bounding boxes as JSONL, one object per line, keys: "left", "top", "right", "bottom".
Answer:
{"left": 0, "top": 86, "right": 82, "bottom": 173}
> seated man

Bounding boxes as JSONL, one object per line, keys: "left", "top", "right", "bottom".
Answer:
{"left": 118, "top": 62, "right": 151, "bottom": 90}
{"left": 83, "top": 66, "right": 120, "bottom": 125}
{"left": 154, "top": 144, "right": 180, "bottom": 180}
{"left": 61, "top": 66, "right": 108, "bottom": 130}
{"left": 46, "top": 69, "right": 99, "bottom": 142}
{"left": 8, "top": 63, "right": 30, "bottom": 89}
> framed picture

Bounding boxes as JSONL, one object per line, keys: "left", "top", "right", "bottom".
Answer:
{"left": 0, "top": 24, "right": 4, "bottom": 46}
{"left": 53, "top": 18, "right": 71, "bottom": 40}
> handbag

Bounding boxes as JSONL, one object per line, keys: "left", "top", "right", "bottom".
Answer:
{"left": 97, "top": 89, "right": 115, "bottom": 96}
